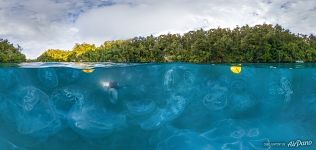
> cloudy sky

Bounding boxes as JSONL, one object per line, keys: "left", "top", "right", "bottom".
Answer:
{"left": 0, "top": 0, "right": 315, "bottom": 58}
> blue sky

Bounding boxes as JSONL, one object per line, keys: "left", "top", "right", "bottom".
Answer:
{"left": 0, "top": 0, "right": 315, "bottom": 58}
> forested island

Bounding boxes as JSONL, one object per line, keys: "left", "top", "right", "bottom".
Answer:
{"left": 0, "top": 39, "right": 26, "bottom": 63}
{"left": 1, "top": 24, "right": 316, "bottom": 63}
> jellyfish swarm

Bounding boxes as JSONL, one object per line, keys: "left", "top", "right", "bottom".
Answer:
{"left": 7, "top": 86, "right": 61, "bottom": 138}
{"left": 37, "top": 68, "right": 59, "bottom": 88}
{"left": 68, "top": 101, "right": 126, "bottom": 138}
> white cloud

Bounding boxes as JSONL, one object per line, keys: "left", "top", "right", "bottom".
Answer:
{"left": 0, "top": 0, "right": 315, "bottom": 58}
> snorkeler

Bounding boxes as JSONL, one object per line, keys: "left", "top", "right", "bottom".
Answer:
{"left": 101, "top": 81, "right": 119, "bottom": 104}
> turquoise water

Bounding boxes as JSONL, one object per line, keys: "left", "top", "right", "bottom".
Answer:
{"left": 0, "top": 63, "right": 315, "bottom": 150}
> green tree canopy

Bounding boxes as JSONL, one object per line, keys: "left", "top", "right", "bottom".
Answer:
{"left": 37, "top": 24, "right": 316, "bottom": 63}
{"left": 0, "top": 39, "right": 26, "bottom": 63}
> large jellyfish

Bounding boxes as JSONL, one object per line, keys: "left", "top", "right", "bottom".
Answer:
{"left": 140, "top": 95, "right": 187, "bottom": 130}
{"left": 227, "top": 93, "right": 259, "bottom": 118}
{"left": 7, "top": 86, "right": 61, "bottom": 138}
{"left": 68, "top": 101, "right": 126, "bottom": 138}
{"left": 203, "top": 84, "right": 228, "bottom": 111}
{"left": 126, "top": 99, "right": 156, "bottom": 116}
{"left": 163, "top": 66, "right": 195, "bottom": 93}
{"left": 201, "top": 119, "right": 270, "bottom": 150}
{"left": 37, "top": 68, "right": 58, "bottom": 88}
{"left": 50, "top": 86, "right": 88, "bottom": 118}
{"left": 269, "top": 77, "right": 293, "bottom": 103}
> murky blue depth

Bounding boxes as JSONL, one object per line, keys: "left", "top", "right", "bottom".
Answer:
{"left": 0, "top": 63, "right": 315, "bottom": 150}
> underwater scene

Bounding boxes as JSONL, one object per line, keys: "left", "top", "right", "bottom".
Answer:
{"left": 0, "top": 63, "right": 315, "bottom": 150}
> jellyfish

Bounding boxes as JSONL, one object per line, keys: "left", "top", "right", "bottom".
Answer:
{"left": 163, "top": 67, "right": 194, "bottom": 93}
{"left": 203, "top": 84, "right": 228, "bottom": 111}
{"left": 162, "top": 95, "right": 186, "bottom": 122}
{"left": 57, "top": 68, "right": 81, "bottom": 85}
{"left": 68, "top": 102, "right": 126, "bottom": 138}
{"left": 268, "top": 73, "right": 293, "bottom": 102}
{"left": 126, "top": 99, "right": 156, "bottom": 116}
{"left": 201, "top": 119, "right": 270, "bottom": 150}
{"left": 8, "top": 86, "right": 61, "bottom": 138}
{"left": 230, "top": 79, "right": 247, "bottom": 92}
{"left": 50, "top": 86, "right": 88, "bottom": 118}
{"left": 37, "top": 68, "right": 58, "bottom": 88}
{"left": 140, "top": 95, "right": 187, "bottom": 130}
{"left": 227, "top": 93, "right": 259, "bottom": 118}
{"left": 140, "top": 109, "right": 165, "bottom": 130}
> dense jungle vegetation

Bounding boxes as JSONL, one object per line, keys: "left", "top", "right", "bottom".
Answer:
{"left": 1, "top": 24, "right": 316, "bottom": 63}
{"left": 0, "top": 39, "right": 26, "bottom": 63}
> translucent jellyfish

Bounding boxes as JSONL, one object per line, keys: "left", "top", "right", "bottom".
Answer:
{"left": 227, "top": 93, "right": 258, "bottom": 118}
{"left": 230, "top": 79, "right": 247, "bottom": 92}
{"left": 157, "top": 132, "right": 214, "bottom": 150}
{"left": 50, "top": 86, "right": 88, "bottom": 118}
{"left": 140, "top": 95, "right": 186, "bottom": 130}
{"left": 68, "top": 102, "right": 126, "bottom": 138}
{"left": 140, "top": 109, "right": 165, "bottom": 130}
{"left": 164, "top": 67, "right": 194, "bottom": 92}
{"left": 269, "top": 77, "right": 293, "bottom": 103}
{"left": 0, "top": 69, "right": 16, "bottom": 91}
{"left": 9, "top": 86, "right": 61, "bottom": 138}
{"left": 57, "top": 68, "right": 81, "bottom": 84}
{"left": 203, "top": 85, "right": 228, "bottom": 111}
{"left": 162, "top": 95, "right": 187, "bottom": 122}
{"left": 37, "top": 68, "right": 58, "bottom": 88}
{"left": 201, "top": 119, "right": 270, "bottom": 150}
{"left": 126, "top": 99, "right": 156, "bottom": 116}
